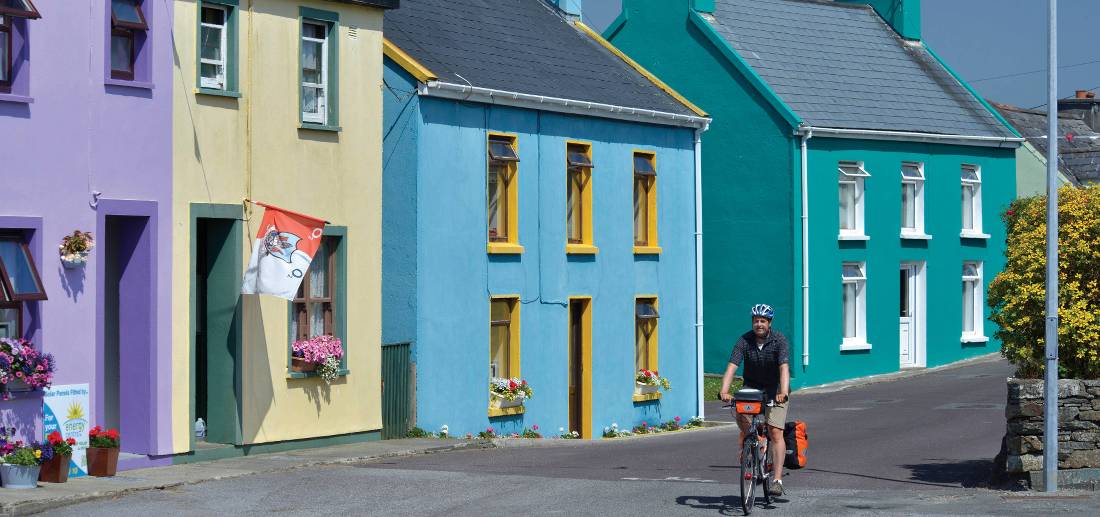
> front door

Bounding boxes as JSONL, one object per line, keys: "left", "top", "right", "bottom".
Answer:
{"left": 899, "top": 265, "right": 917, "bottom": 367}
{"left": 195, "top": 217, "right": 242, "bottom": 445}
{"left": 568, "top": 302, "right": 583, "bottom": 434}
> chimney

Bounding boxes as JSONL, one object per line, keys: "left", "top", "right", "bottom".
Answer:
{"left": 553, "top": 0, "right": 582, "bottom": 17}
{"left": 1058, "top": 90, "right": 1100, "bottom": 133}
{"left": 1076, "top": 90, "right": 1096, "bottom": 100}
{"left": 836, "top": 0, "right": 922, "bottom": 40}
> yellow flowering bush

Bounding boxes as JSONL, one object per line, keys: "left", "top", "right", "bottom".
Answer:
{"left": 988, "top": 186, "right": 1100, "bottom": 379}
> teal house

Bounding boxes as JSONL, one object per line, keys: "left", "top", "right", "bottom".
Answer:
{"left": 381, "top": 0, "right": 710, "bottom": 438}
{"left": 607, "top": 0, "right": 1023, "bottom": 387}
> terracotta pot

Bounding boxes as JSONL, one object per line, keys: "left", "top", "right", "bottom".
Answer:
{"left": 86, "top": 447, "right": 119, "bottom": 477}
{"left": 38, "top": 453, "right": 71, "bottom": 483}
{"left": 290, "top": 357, "right": 316, "bottom": 373}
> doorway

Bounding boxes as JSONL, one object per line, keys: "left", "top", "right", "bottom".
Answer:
{"left": 568, "top": 298, "right": 591, "bottom": 438}
{"left": 194, "top": 216, "right": 242, "bottom": 445}
{"left": 899, "top": 262, "right": 925, "bottom": 368}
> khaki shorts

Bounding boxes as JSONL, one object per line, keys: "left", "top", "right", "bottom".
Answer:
{"left": 765, "top": 400, "right": 789, "bottom": 429}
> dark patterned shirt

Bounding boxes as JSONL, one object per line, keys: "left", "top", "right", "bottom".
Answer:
{"left": 729, "top": 330, "right": 789, "bottom": 400}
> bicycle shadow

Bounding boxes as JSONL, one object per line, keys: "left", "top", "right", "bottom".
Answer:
{"left": 676, "top": 495, "right": 782, "bottom": 515}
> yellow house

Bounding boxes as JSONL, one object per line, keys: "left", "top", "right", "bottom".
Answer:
{"left": 170, "top": 0, "right": 396, "bottom": 461}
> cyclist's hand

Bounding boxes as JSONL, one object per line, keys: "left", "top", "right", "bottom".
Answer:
{"left": 719, "top": 391, "right": 733, "bottom": 402}
{"left": 776, "top": 392, "right": 788, "bottom": 404}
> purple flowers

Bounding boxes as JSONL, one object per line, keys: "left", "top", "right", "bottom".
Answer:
{"left": 291, "top": 335, "right": 343, "bottom": 364}
{"left": 0, "top": 338, "right": 55, "bottom": 399}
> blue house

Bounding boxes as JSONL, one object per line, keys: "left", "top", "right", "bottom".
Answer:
{"left": 381, "top": 0, "right": 710, "bottom": 438}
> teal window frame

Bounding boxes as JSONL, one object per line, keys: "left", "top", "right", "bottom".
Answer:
{"left": 195, "top": 0, "right": 240, "bottom": 97}
{"left": 298, "top": 6, "right": 340, "bottom": 131}
{"left": 286, "top": 225, "right": 349, "bottom": 378}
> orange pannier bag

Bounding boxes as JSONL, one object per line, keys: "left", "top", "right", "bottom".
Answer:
{"left": 784, "top": 421, "right": 809, "bottom": 469}
{"left": 734, "top": 389, "right": 764, "bottom": 415}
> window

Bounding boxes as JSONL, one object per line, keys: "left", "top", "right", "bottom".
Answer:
{"left": 290, "top": 236, "right": 338, "bottom": 341}
{"left": 0, "top": 0, "right": 39, "bottom": 19}
{"left": 566, "top": 143, "right": 595, "bottom": 252}
{"left": 110, "top": 0, "right": 148, "bottom": 81}
{"left": 0, "top": 1, "right": 40, "bottom": 97}
{"left": 198, "top": 2, "right": 236, "bottom": 93}
{"left": 487, "top": 134, "right": 521, "bottom": 253}
{"left": 0, "top": 233, "right": 47, "bottom": 339}
{"left": 961, "top": 165, "right": 984, "bottom": 236}
{"left": 962, "top": 262, "right": 985, "bottom": 340}
{"left": 900, "top": 162, "right": 926, "bottom": 236}
{"left": 633, "top": 152, "right": 659, "bottom": 252}
{"left": 299, "top": 8, "right": 339, "bottom": 128}
{"left": 838, "top": 161, "right": 870, "bottom": 239}
{"left": 489, "top": 297, "right": 520, "bottom": 379}
{"left": 841, "top": 262, "right": 868, "bottom": 350}
{"left": 635, "top": 298, "right": 658, "bottom": 372}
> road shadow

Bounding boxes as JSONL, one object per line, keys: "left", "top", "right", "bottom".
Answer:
{"left": 676, "top": 495, "right": 782, "bottom": 516}
{"left": 901, "top": 459, "right": 993, "bottom": 488}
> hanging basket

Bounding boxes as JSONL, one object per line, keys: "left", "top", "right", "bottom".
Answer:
{"left": 60, "top": 253, "right": 89, "bottom": 270}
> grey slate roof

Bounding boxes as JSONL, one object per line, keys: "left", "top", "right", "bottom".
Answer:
{"left": 703, "top": 0, "right": 1016, "bottom": 138}
{"left": 383, "top": 0, "right": 698, "bottom": 119}
{"left": 993, "top": 102, "right": 1100, "bottom": 186}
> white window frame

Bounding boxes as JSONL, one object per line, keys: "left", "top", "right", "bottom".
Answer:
{"left": 961, "top": 261, "right": 987, "bottom": 342}
{"left": 300, "top": 20, "right": 328, "bottom": 125}
{"left": 960, "top": 165, "right": 988, "bottom": 238}
{"left": 199, "top": 4, "right": 228, "bottom": 90}
{"left": 840, "top": 262, "right": 870, "bottom": 351}
{"left": 900, "top": 162, "right": 929, "bottom": 239}
{"left": 838, "top": 161, "right": 870, "bottom": 240}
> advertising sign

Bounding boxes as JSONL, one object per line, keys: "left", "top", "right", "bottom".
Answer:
{"left": 42, "top": 384, "right": 90, "bottom": 478}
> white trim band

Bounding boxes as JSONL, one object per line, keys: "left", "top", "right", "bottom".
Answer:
{"left": 799, "top": 126, "right": 1024, "bottom": 148}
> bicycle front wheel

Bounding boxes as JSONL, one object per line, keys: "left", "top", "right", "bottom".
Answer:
{"left": 740, "top": 439, "right": 757, "bottom": 514}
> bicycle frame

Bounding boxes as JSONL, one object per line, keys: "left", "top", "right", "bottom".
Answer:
{"left": 727, "top": 399, "right": 774, "bottom": 514}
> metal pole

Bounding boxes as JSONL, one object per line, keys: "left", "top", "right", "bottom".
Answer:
{"left": 1043, "top": 0, "right": 1060, "bottom": 493}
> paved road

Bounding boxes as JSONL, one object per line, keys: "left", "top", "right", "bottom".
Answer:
{"left": 49, "top": 358, "right": 1100, "bottom": 516}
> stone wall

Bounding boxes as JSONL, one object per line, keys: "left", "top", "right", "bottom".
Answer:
{"left": 1002, "top": 379, "right": 1100, "bottom": 482}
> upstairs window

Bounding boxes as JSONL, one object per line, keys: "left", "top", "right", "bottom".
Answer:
{"left": 198, "top": 2, "right": 236, "bottom": 92}
{"left": 838, "top": 161, "right": 870, "bottom": 239}
{"left": 566, "top": 143, "right": 594, "bottom": 251}
{"left": 0, "top": 16, "right": 9, "bottom": 89}
{"left": 633, "top": 152, "right": 658, "bottom": 251}
{"left": 110, "top": 0, "right": 148, "bottom": 81}
{"left": 0, "top": 1, "right": 41, "bottom": 97}
{"left": 299, "top": 8, "right": 339, "bottom": 128}
{"left": 900, "top": 162, "right": 925, "bottom": 236}
{"left": 487, "top": 134, "right": 520, "bottom": 252}
{"left": 0, "top": 0, "right": 39, "bottom": 19}
{"left": 961, "top": 165, "right": 984, "bottom": 236}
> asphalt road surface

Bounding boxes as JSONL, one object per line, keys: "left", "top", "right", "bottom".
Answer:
{"left": 50, "top": 358, "right": 1100, "bottom": 516}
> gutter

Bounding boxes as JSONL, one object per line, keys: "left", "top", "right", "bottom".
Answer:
{"left": 803, "top": 126, "right": 1024, "bottom": 148}
{"left": 694, "top": 122, "right": 710, "bottom": 419}
{"left": 419, "top": 81, "right": 711, "bottom": 130}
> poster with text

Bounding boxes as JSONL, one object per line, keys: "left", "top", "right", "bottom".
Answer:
{"left": 42, "top": 384, "right": 90, "bottom": 478}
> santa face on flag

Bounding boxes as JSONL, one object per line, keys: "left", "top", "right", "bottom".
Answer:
{"left": 241, "top": 204, "right": 327, "bottom": 300}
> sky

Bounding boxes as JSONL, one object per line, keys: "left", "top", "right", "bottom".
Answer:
{"left": 582, "top": 0, "right": 1100, "bottom": 109}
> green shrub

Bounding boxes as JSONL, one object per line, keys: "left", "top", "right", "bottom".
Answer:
{"left": 406, "top": 427, "right": 431, "bottom": 438}
{"left": 988, "top": 186, "right": 1100, "bottom": 379}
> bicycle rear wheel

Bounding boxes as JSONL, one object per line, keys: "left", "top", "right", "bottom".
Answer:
{"left": 740, "top": 439, "right": 756, "bottom": 514}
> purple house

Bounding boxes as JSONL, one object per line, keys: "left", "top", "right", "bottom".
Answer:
{"left": 1, "top": 0, "right": 174, "bottom": 466}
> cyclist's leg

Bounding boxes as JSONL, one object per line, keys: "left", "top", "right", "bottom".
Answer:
{"left": 736, "top": 413, "right": 752, "bottom": 449}
{"left": 765, "top": 401, "right": 789, "bottom": 483}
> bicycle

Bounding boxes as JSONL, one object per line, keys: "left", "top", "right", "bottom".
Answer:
{"left": 724, "top": 388, "right": 775, "bottom": 515}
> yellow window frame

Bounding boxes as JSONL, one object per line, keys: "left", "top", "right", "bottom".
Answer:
{"left": 634, "top": 296, "right": 660, "bottom": 402}
{"left": 487, "top": 132, "right": 523, "bottom": 254}
{"left": 489, "top": 295, "right": 523, "bottom": 417}
{"left": 633, "top": 151, "right": 660, "bottom": 254}
{"left": 565, "top": 141, "right": 598, "bottom": 255}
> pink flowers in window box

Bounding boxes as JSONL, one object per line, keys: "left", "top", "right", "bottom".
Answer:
{"left": 0, "top": 339, "right": 55, "bottom": 400}
{"left": 291, "top": 335, "right": 344, "bottom": 383}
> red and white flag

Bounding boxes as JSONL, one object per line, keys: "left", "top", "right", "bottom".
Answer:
{"left": 241, "top": 203, "right": 327, "bottom": 300}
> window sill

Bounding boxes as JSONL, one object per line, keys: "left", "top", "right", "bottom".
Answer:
{"left": 299, "top": 123, "right": 342, "bottom": 132}
{"left": 0, "top": 93, "right": 33, "bottom": 104}
{"left": 487, "top": 242, "right": 525, "bottom": 254}
{"left": 195, "top": 87, "right": 242, "bottom": 98}
{"left": 105, "top": 78, "right": 155, "bottom": 90}
{"left": 961, "top": 335, "right": 989, "bottom": 343}
{"left": 286, "top": 368, "right": 350, "bottom": 380}
{"left": 839, "top": 341, "right": 872, "bottom": 351}
{"left": 632, "top": 391, "right": 662, "bottom": 402}
{"left": 960, "top": 231, "right": 991, "bottom": 240}
{"left": 566, "top": 243, "right": 599, "bottom": 255}
{"left": 488, "top": 405, "right": 525, "bottom": 418}
{"left": 633, "top": 245, "right": 662, "bottom": 255}
{"left": 838, "top": 234, "right": 870, "bottom": 241}
{"left": 900, "top": 232, "right": 932, "bottom": 240}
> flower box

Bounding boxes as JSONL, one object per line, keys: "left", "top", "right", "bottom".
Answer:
{"left": 289, "top": 357, "right": 316, "bottom": 373}
{"left": 2, "top": 378, "right": 34, "bottom": 393}
{"left": 87, "top": 447, "right": 119, "bottom": 477}
{"left": 38, "top": 453, "right": 71, "bottom": 483}
{"left": 60, "top": 254, "right": 89, "bottom": 269}
{"left": 635, "top": 382, "right": 660, "bottom": 395}
{"left": 0, "top": 464, "right": 40, "bottom": 489}
{"left": 489, "top": 391, "right": 524, "bottom": 409}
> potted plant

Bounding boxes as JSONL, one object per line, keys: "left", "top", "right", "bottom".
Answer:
{"left": 635, "top": 369, "right": 671, "bottom": 395}
{"left": 290, "top": 335, "right": 344, "bottom": 382}
{"left": 0, "top": 338, "right": 55, "bottom": 399}
{"left": 59, "top": 230, "right": 94, "bottom": 269}
{"left": 86, "top": 426, "right": 120, "bottom": 477}
{"left": 38, "top": 431, "right": 76, "bottom": 483}
{"left": 0, "top": 429, "right": 52, "bottom": 489}
{"left": 489, "top": 377, "right": 533, "bottom": 409}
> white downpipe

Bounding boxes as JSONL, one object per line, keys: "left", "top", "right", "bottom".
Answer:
{"left": 694, "top": 124, "right": 708, "bottom": 419}
{"left": 800, "top": 129, "right": 812, "bottom": 367}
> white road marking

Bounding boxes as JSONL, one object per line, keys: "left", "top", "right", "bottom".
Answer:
{"left": 833, "top": 407, "right": 869, "bottom": 411}
{"left": 621, "top": 476, "right": 717, "bottom": 483}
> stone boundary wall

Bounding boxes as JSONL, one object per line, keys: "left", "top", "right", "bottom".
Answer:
{"left": 1001, "top": 378, "right": 1100, "bottom": 487}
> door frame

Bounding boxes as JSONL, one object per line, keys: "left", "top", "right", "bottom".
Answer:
{"left": 189, "top": 203, "right": 244, "bottom": 450}
{"left": 899, "top": 261, "right": 927, "bottom": 368}
{"left": 567, "top": 297, "right": 592, "bottom": 439}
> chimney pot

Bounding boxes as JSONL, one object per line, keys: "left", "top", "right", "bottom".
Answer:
{"left": 1075, "top": 90, "right": 1095, "bottom": 99}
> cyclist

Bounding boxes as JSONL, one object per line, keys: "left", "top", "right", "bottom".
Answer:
{"left": 719, "top": 303, "right": 790, "bottom": 497}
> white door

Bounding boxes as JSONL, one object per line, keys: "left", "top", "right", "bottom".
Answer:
{"left": 899, "top": 265, "right": 917, "bottom": 367}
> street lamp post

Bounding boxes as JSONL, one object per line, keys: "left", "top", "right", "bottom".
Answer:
{"left": 1043, "top": 0, "right": 1060, "bottom": 494}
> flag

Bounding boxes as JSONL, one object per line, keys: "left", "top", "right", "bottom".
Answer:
{"left": 241, "top": 203, "right": 327, "bottom": 300}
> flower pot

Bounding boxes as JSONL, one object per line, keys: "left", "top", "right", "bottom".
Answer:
{"left": 86, "top": 447, "right": 119, "bottom": 477}
{"left": 490, "top": 392, "right": 524, "bottom": 409}
{"left": 38, "top": 453, "right": 71, "bottom": 483}
{"left": 2, "top": 378, "right": 33, "bottom": 393}
{"left": 0, "top": 464, "right": 41, "bottom": 489}
{"left": 60, "top": 253, "right": 88, "bottom": 269}
{"left": 290, "top": 357, "right": 317, "bottom": 373}
{"left": 635, "top": 383, "right": 659, "bottom": 395}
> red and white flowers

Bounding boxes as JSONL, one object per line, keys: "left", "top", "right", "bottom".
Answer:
{"left": 635, "top": 369, "right": 671, "bottom": 390}
{"left": 489, "top": 377, "right": 533, "bottom": 401}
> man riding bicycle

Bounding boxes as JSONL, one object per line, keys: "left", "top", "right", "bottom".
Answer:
{"left": 719, "top": 303, "right": 789, "bottom": 497}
